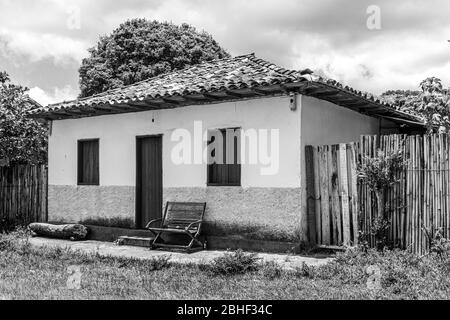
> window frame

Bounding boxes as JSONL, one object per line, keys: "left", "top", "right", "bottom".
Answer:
{"left": 206, "top": 127, "right": 241, "bottom": 187}
{"left": 77, "top": 138, "right": 100, "bottom": 186}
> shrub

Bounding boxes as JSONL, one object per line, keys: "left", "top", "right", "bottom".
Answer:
{"left": 0, "top": 227, "right": 31, "bottom": 253}
{"left": 206, "top": 249, "right": 261, "bottom": 276}
{"left": 423, "top": 227, "right": 450, "bottom": 258}
{"left": 145, "top": 255, "right": 171, "bottom": 271}
{"left": 295, "top": 262, "right": 316, "bottom": 279}
{"left": 358, "top": 149, "right": 406, "bottom": 250}
{"left": 359, "top": 217, "right": 392, "bottom": 251}
{"left": 0, "top": 234, "right": 13, "bottom": 251}
{"left": 0, "top": 217, "right": 20, "bottom": 233}
{"left": 359, "top": 149, "right": 406, "bottom": 218}
{"left": 260, "top": 261, "right": 283, "bottom": 279}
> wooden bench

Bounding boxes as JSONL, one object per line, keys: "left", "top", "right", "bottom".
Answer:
{"left": 146, "top": 202, "right": 206, "bottom": 253}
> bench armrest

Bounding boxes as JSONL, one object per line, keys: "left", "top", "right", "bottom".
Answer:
{"left": 145, "top": 218, "right": 163, "bottom": 229}
{"left": 186, "top": 220, "right": 203, "bottom": 231}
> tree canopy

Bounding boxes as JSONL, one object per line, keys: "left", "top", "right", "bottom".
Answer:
{"left": 79, "top": 19, "right": 230, "bottom": 97}
{"left": 382, "top": 78, "right": 450, "bottom": 133}
{"left": 0, "top": 72, "right": 47, "bottom": 165}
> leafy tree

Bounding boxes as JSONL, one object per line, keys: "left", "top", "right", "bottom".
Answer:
{"left": 358, "top": 150, "right": 406, "bottom": 220}
{"left": 79, "top": 19, "right": 230, "bottom": 97}
{"left": 358, "top": 150, "right": 406, "bottom": 249}
{"left": 381, "top": 89, "right": 421, "bottom": 115}
{"left": 0, "top": 72, "right": 47, "bottom": 165}
{"left": 415, "top": 77, "right": 450, "bottom": 133}
{"left": 382, "top": 78, "right": 450, "bottom": 133}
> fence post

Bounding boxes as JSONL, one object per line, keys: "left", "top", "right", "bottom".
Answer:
{"left": 305, "top": 146, "right": 317, "bottom": 245}
{"left": 339, "top": 144, "right": 351, "bottom": 246}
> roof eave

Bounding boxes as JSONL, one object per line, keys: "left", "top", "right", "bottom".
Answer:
{"left": 27, "top": 83, "right": 307, "bottom": 120}
{"left": 299, "top": 81, "right": 425, "bottom": 127}
{"left": 27, "top": 80, "right": 425, "bottom": 128}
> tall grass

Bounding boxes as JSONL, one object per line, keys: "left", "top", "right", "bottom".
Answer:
{"left": 2, "top": 231, "right": 450, "bottom": 299}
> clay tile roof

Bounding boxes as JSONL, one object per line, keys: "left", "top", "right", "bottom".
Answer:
{"left": 27, "top": 53, "right": 424, "bottom": 127}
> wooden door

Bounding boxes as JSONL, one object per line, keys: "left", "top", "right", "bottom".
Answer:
{"left": 136, "top": 136, "right": 163, "bottom": 228}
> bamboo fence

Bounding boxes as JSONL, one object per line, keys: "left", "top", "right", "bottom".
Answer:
{"left": 0, "top": 165, "right": 48, "bottom": 226}
{"left": 307, "top": 134, "right": 450, "bottom": 254}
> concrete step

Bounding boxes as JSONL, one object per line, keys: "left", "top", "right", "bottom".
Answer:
{"left": 117, "top": 236, "right": 154, "bottom": 248}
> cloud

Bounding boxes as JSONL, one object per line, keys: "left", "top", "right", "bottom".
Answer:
{"left": 1, "top": 0, "right": 450, "bottom": 99}
{"left": 28, "top": 85, "right": 79, "bottom": 106}
{"left": 0, "top": 29, "right": 88, "bottom": 66}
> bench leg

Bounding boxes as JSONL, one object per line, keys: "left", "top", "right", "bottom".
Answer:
{"left": 147, "top": 229, "right": 205, "bottom": 253}
{"left": 150, "top": 231, "right": 164, "bottom": 249}
{"left": 185, "top": 232, "right": 205, "bottom": 251}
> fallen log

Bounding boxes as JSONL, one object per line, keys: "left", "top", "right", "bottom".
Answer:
{"left": 28, "top": 223, "right": 88, "bottom": 241}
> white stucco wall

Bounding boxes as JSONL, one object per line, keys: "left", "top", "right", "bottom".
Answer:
{"left": 48, "top": 95, "right": 301, "bottom": 189}
{"left": 300, "top": 95, "right": 381, "bottom": 147}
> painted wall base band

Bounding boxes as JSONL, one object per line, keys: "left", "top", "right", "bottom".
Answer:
{"left": 48, "top": 185, "right": 303, "bottom": 240}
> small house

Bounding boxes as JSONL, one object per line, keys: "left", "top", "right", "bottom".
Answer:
{"left": 29, "top": 53, "right": 424, "bottom": 245}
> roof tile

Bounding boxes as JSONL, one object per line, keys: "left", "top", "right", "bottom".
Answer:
{"left": 28, "top": 53, "right": 424, "bottom": 125}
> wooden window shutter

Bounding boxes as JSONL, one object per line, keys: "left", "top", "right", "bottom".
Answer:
{"left": 77, "top": 139, "right": 99, "bottom": 185}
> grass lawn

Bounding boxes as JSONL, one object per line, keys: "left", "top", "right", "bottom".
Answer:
{"left": 1, "top": 231, "right": 450, "bottom": 300}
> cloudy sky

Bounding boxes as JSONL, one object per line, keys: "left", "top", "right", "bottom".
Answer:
{"left": 1, "top": 0, "right": 449, "bottom": 106}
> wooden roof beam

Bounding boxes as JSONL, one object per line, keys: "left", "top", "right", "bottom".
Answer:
{"left": 311, "top": 90, "right": 341, "bottom": 97}
{"left": 250, "top": 88, "right": 269, "bottom": 96}
{"left": 381, "top": 115, "right": 425, "bottom": 127}
{"left": 252, "top": 87, "right": 281, "bottom": 95}
{"left": 203, "top": 93, "right": 224, "bottom": 101}
{"left": 344, "top": 101, "right": 370, "bottom": 108}
{"left": 90, "top": 105, "right": 117, "bottom": 115}
{"left": 182, "top": 95, "right": 209, "bottom": 104}
{"left": 46, "top": 111, "right": 74, "bottom": 119}
{"left": 225, "top": 90, "right": 248, "bottom": 98}
{"left": 113, "top": 103, "right": 155, "bottom": 112}
{"left": 162, "top": 97, "right": 183, "bottom": 105}
{"left": 332, "top": 98, "right": 359, "bottom": 104}
{"left": 57, "top": 108, "right": 92, "bottom": 117}
{"left": 141, "top": 99, "right": 165, "bottom": 108}
{"left": 127, "top": 100, "right": 160, "bottom": 109}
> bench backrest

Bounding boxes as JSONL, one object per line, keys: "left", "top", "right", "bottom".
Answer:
{"left": 162, "top": 202, "right": 206, "bottom": 230}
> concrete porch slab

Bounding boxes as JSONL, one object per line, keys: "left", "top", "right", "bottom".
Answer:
{"left": 28, "top": 237, "right": 333, "bottom": 271}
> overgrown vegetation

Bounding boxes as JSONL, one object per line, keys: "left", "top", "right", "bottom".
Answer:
{"left": 0, "top": 71, "right": 47, "bottom": 164}
{"left": 203, "top": 249, "right": 261, "bottom": 275}
{"left": 0, "top": 215, "right": 33, "bottom": 234}
{"left": 0, "top": 217, "right": 18, "bottom": 234}
{"left": 358, "top": 149, "right": 406, "bottom": 249}
{"left": 422, "top": 227, "right": 450, "bottom": 259}
{"left": 2, "top": 231, "right": 450, "bottom": 299}
{"left": 382, "top": 77, "right": 450, "bottom": 133}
